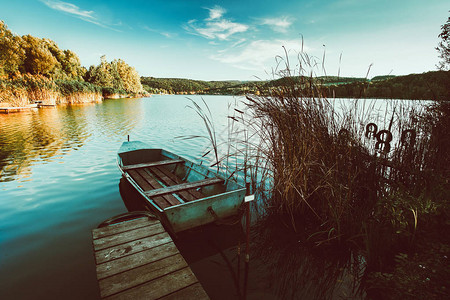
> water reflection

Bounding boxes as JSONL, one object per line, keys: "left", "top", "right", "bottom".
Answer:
{"left": 0, "top": 100, "right": 143, "bottom": 182}
{"left": 0, "top": 108, "right": 88, "bottom": 181}
{"left": 90, "top": 98, "right": 144, "bottom": 140}
{"left": 250, "top": 215, "right": 364, "bottom": 299}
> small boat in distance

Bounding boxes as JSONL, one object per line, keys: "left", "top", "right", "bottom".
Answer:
{"left": 117, "top": 140, "right": 247, "bottom": 233}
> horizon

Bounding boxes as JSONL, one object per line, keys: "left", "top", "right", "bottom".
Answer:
{"left": 1, "top": 0, "right": 448, "bottom": 81}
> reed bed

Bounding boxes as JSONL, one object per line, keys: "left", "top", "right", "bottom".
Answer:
{"left": 190, "top": 48, "right": 449, "bottom": 298}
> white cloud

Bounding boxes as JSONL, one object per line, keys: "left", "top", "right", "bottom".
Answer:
{"left": 211, "top": 39, "right": 307, "bottom": 71}
{"left": 260, "top": 16, "right": 294, "bottom": 33}
{"left": 185, "top": 6, "right": 248, "bottom": 40}
{"left": 40, "top": 0, "right": 120, "bottom": 31}
{"left": 142, "top": 25, "right": 176, "bottom": 38}
{"left": 41, "top": 0, "right": 96, "bottom": 20}
{"left": 206, "top": 5, "right": 226, "bottom": 21}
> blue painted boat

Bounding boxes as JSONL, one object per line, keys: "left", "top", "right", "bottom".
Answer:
{"left": 117, "top": 141, "right": 247, "bottom": 233}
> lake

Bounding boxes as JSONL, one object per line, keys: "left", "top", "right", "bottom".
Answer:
{"left": 0, "top": 95, "right": 368, "bottom": 299}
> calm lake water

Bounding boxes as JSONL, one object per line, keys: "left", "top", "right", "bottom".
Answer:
{"left": 0, "top": 95, "right": 365, "bottom": 299}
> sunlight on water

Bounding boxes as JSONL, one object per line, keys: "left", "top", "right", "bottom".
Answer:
{"left": 0, "top": 95, "right": 235, "bottom": 299}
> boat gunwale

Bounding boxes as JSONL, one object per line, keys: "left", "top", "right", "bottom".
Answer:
{"left": 163, "top": 187, "right": 246, "bottom": 211}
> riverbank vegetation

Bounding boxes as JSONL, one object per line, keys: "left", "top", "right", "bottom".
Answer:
{"left": 245, "top": 80, "right": 448, "bottom": 299}
{"left": 188, "top": 44, "right": 448, "bottom": 297}
{"left": 0, "top": 21, "right": 144, "bottom": 107}
{"left": 254, "top": 68, "right": 448, "bottom": 299}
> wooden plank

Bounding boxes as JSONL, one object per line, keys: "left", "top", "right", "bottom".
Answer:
{"left": 98, "top": 254, "right": 187, "bottom": 298}
{"left": 159, "top": 283, "right": 209, "bottom": 300}
{"left": 150, "top": 167, "right": 197, "bottom": 202}
{"left": 122, "top": 159, "right": 184, "bottom": 171}
{"left": 127, "top": 170, "right": 171, "bottom": 209}
{"left": 104, "top": 267, "right": 198, "bottom": 300}
{"left": 95, "top": 232, "right": 172, "bottom": 264}
{"left": 93, "top": 217, "right": 158, "bottom": 240}
{"left": 93, "top": 223, "right": 165, "bottom": 251}
{"left": 156, "top": 166, "right": 205, "bottom": 200}
{"left": 96, "top": 242, "right": 179, "bottom": 279}
{"left": 128, "top": 170, "right": 153, "bottom": 191}
{"left": 144, "top": 178, "right": 224, "bottom": 199}
{"left": 137, "top": 169, "right": 181, "bottom": 206}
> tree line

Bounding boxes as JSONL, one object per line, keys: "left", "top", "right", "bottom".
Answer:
{"left": 0, "top": 20, "right": 143, "bottom": 98}
{"left": 142, "top": 71, "right": 450, "bottom": 101}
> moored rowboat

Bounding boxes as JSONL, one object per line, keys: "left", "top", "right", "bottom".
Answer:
{"left": 117, "top": 141, "right": 247, "bottom": 233}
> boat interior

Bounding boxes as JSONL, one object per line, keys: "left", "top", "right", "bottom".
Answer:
{"left": 118, "top": 148, "right": 230, "bottom": 211}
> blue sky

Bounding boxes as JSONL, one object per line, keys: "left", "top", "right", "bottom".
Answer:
{"left": 1, "top": 0, "right": 448, "bottom": 80}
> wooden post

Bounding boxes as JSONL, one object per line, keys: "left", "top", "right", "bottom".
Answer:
{"left": 243, "top": 182, "right": 251, "bottom": 300}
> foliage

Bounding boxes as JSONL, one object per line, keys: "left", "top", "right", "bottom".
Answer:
{"left": 0, "top": 21, "right": 25, "bottom": 78}
{"left": 114, "top": 59, "right": 142, "bottom": 94}
{"left": 436, "top": 13, "right": 450, "bottom": 70}
{"left": 140, "top": 77, "right": 245, "bottom": 94}
{"left": 0, "top": 20, "right": 85, "bottom": 80}
{"left": 85, "top": 56, "right": 143, "bottom": 94}
{"left": 371, "top": 75, "right": 396, "bottom": 81}
{"left": 325, "top": 71, "right": 450, "bottom": 100}
{"left": 141, "top": 72, "right": 449, "bottom": 100}
{"left": 55, "top": 80, "right": 102, "bottom": 95}
{"left": 0, "top": 20, "right": 143, "bottom": 102}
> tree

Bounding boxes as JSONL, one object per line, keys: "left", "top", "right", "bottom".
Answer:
{"left": 0, "top": 21, "right": 25, "bottom": 77}
{"left": 114, "top": 59, "right": 143, "bottom": 94}
{"left": 436, "top": 14, "right": 450, "bottom": 70}
{"left": 85, "top": 56, "right": 143, "bottom": 94}
{"left": 21, "top": 35, "right": 58, "bottom": 76}
{"left": 85, "top": 57, "right": 115, "bottom": 87}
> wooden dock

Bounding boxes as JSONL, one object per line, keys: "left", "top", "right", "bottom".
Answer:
{"left": 92, "top": 216, "right": 209, "bottom": 299}
{"left": 0, "top": 106, "right": 34, "bottom": 113}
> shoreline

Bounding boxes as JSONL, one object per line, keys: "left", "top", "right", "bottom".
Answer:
{"left": 0, "top": 92, "right": 149, "bottom": 114}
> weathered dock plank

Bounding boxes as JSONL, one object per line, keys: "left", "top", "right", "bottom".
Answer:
{"left": 93, "top": 222, "right": 165, "bottom": 251}
{"left": 96, "top": 242, "right": 179, "bottom": 279}
{"left": 95, "top": 231, "right": 172, "bottom": 264}
{"left": 0, "top": 107, "right": 32, "bottom": 113}
{"left": 92, "top": 216, "right": 209, "bottom": 299}
{"left": 92, "top": 217, "right": 158, "bottom": 239}
{"left": 104, "top": 267, "right": 199, "bottom": 300}
{"left": 159, "top": 283, "right": 210, "bottom": 300}
{"left": 98, "top": 253, "right": 186, "bottom": 297}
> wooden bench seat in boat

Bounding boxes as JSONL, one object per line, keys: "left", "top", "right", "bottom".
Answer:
{"left": 122, "top": 159, "right": 184, "bottom": 171}
{"left": 125, "top": 165, "right": 223, "bottom": 210}
{"left": 144, "top": 178, "right": 224, "bottom": 198}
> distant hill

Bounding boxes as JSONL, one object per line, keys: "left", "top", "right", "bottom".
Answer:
{"left": 371, "top": 75, "right": 396, "bottom": 81}
{"left": 326, "top": 71, "right": 450, "bottom": 100}
{"left": 141, "top": 71, "right": 450, "bottom": 100}
{"left": 140, "top": 77, "right": 245, "bottom": 94}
